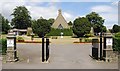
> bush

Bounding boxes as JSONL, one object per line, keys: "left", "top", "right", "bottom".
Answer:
{"left": 72, "top": 17, "right": 91, "bottom": 37}
{"left": 79, "top": 38, "right": 92, "bottom": 43}
{"left": 47, "top": 28, "right": 73, "bottom": 36}
{"left": 113, "top": 32, "right": 120, "bottom": 52}
{"left": 84, "top": 34, "right": 94, "bottom": 37}
{"left": 84, "top": 38, "right": 92, "bottom": 43}
{"left": 32, "top": 18, "right": 51, "bottom": 37}
{"left": 115, "top": 32, "right": 120, "bottom": 37}
{"left": 0, "top": 39, "right": 7, "bottom": 55}
{"left": 17, "top": 36, "right": 24, "bottom": 42}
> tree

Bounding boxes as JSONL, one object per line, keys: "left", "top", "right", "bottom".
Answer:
{"left": 68, "top": 21, "right": 72, "bottom": 26}
{"left": 72, "top": 17, "right": 91, "bottom": 37}
{"left": 48, "top": 18, "right": 55, "bottom": 26}
{"left": 11, "top": 6, "right": 31, "bottom": 29}
{"left": 86, "top": 12, "right": 105, "bottom": 34}
{"left": 102, "top": 26, "right": 107, "bottom": 33}
{"left": 32, "top": 18, "right": 51, "bottom": 37}
{"left": 112, "top": 24, "right": 120, "bottom": 33}
{"left": 0, "top": 14, "right": 10, "bottom": 34}
{"left": 109, "top": 29, "right": 113, "bottom": 33}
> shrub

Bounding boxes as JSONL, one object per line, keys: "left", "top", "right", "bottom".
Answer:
{"left": 17, "top": 36, "right": 24, "bottom": 42}
{"left": 113, "top": 32, "right": 120, "bottom": 52}
{"left": 32, "top": 18, "right": 51, "bottom": 37}
{"left": 84, "top": 34, "right": 94, "bottom": 37}
{"left": 72, "top": 17, "right": 91, "bottom": 37}
{"left": 0, "top": 39, "right": 7, "bottom": 55}
{"left": 115, "top": 32, "right": 120, "bottom": 37}
{"left": 84, "top": 38, "right": 92, "bottom": 43}
{"left": 79, "top": 38, "right": 92, "bottom": 43}
{"left": 47, "top": 28, "right": 73, "bottom": 36}
{"left": 113, "top": 37, "right": 120, "bottom": 52}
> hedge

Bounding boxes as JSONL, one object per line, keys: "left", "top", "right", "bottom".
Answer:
{"left": 113, "top": 32, "right": 120, "bottom": 52}
{"left": 0, "top": 39, "right": 7, "bottom": 55}
{"left": 47, "top": 28, "right": 73, "bottom": 36}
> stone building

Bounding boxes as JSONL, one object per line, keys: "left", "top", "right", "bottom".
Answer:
{"left": 52, "top": 9, "right": 69, "bottom": 29}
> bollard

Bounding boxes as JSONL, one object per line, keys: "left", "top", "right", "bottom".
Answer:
{"left": 100, "top": 32, "right": 103, "bottom": 60}
{"left": 46, "top": 38, "right": 49, "bottom": 61}
{"left": 92, "top": 39, "right": 99, "bottom": 59}
{"left": 42, "top": 37, "right": 44, "bottom": 62}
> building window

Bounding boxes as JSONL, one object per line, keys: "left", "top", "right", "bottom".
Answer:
{"left": 58, "top": 24, "right": 63, "bottom": 29}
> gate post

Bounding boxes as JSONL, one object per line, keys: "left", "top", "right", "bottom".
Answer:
{"left": 103, "top": 33, "right": 113, "bottom": 62}
{"left": 91, "top": 39, "right": 99, "bottom": 59}
{"left": 100, "top": 32, "right": 103, "bottom": 60}
{"left": 42, "top": 37, "right": 45, "bottom": 62}
{"left": 46, "top": 38, "right": 49, "bottom": 61}
{"left": 6, "top": 31, "right": 18, "bottom": 62}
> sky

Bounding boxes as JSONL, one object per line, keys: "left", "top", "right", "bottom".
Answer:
{"left": 0, "top": 0, "right": 119, "bottom": 29}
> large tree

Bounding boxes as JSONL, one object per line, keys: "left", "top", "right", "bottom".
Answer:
{"left": 112, "top": 24, "right": 120, "bottom": 33}
{"left": 11, "top": 6, "right": 31, "bottom": 29}
{"left": 86, "top": 12, "right": 105, "bottom": 34}
{"left": 72, "top": 17, "right": 91, "bottom": 37}
{"left": 32, "top": 18, "right": 51, "bottom": 37}
{"left": 0, "top": 14, "right": 10, "bottom": 34}
{"left": 48, "top": 18, "right": 55, "bottom": 26}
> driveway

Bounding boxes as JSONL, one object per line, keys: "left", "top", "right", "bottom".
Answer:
{"left": 2, "top": 43, "right": 118, "bottom": 69}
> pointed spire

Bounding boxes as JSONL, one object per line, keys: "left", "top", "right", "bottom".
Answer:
{"left": 58, "top": 9, "right": 62, "bottom": 15}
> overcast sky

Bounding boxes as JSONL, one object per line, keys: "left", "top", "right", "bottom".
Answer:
{"left": 0, "top": 0, "right": 119, "bottom": 29}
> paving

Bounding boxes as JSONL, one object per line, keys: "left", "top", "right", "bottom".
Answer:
{"left": 2, "top": 42, "right": 118, "bottom": 69}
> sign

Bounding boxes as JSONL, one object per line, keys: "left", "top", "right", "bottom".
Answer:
{"left": 106, "top": 38, "right": 113, "bottom": 46}
{"left": 7, "top": 39, "right": 14, "bottom": 47}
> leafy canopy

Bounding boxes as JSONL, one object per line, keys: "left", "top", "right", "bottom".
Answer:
{"left": 72, "top": 17, "right": 91, "bottom": 37}
{"left": 112, "top": 24, "right": 120, "bottom": 33}
{"left": 0, "top": 14, "right": 10, "bottom": 34}
{"left": 32, "top": 18, "right": 51, "bottom": 37}
{"left": 86, "top": 12, "right": 105, "bottom": 33}
{"left": 11, "top": 6, "right": 31, "bottom": 29}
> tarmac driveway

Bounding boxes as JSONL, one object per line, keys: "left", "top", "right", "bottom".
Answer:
{"left": 2, "top": 43, "right": 118, "bottom": 69}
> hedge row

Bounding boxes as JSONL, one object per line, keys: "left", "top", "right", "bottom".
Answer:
{"left": 0, "top": 39, "right": 7, "bottom": 55}
{"left": 47, "top": 28, "right": 73, "bottom": 36}
{"left": 113, "top": 32, "right": 120, "bottom": 52}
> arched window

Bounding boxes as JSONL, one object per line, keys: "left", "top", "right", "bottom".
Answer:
{"left": 58, "top": 24, "right": 63, "bottom": 29}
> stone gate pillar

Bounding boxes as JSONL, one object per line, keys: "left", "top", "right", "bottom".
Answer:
{"left": 103, "top": 33, "right": 113, "bottom": 62}
{"left": 6, "top": 31, "right": 18, "bottom": 62}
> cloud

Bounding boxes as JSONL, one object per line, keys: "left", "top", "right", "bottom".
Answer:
{"left": 91, "top": 5, "right": 115, "bottom": 13}
{"left": 1, "top": 2, "right": 25, "bottom": 20}
{"left": 26, "top": 5, "right": 58, "bottom": 20}
{"left": 63, "top": 12, "right": 74, "bottom": 22}
{"left": 111, "top": 1, "right": 119, "bottom": 6}
{"left": 0, "top": 1, "right": 74, "bottom": 23}
{"left": 91, "top": 5, "right": 118, "bottom": 29}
